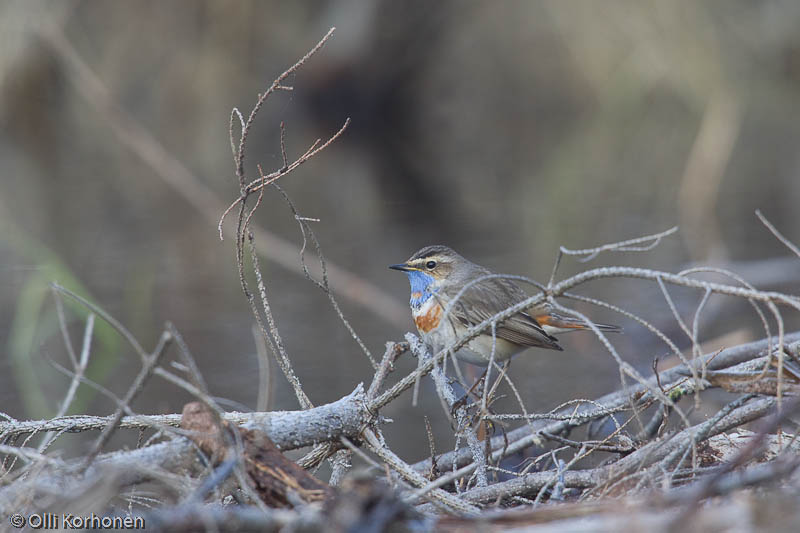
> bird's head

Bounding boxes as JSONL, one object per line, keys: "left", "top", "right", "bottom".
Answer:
{"left": 390, "top": 245, "right": 469, "bottom": 308}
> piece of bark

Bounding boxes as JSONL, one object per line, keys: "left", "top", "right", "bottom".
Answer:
{"left": 180, "top": 402, "right": 334, "bottom": 507}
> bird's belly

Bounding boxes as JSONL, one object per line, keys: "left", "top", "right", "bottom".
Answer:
{"left": 413, "top": 304, "right": 524, "bottom": 366}
{"left": 457, "top": 335, "right": 523, "bottom": 366}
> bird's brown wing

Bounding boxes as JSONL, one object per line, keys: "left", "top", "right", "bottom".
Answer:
{"left": 442, "top": 277, "right": 563, "bottom": 351}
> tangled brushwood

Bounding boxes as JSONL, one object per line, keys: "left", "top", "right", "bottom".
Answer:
{"left": 3, "top": 29, "right": 800, "bottom": 532}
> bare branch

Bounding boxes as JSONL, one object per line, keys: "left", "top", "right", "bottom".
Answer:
{"left": 560, "top": 226, "right": 679, "bottom": 262}
{"left": 233, "top": 28, "right": 336, "bottom": 185}
{"left": 83, "top": 329, "right": 173, "bottom": 468}
{"left": 756, "top": 209, "right": 800, "bottom": 260}
{"left": 38, "top": 21, "right": 407, "bottom": 327}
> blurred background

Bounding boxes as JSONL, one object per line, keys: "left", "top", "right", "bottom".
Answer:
{"left": 1, "top": 1, "right": 799, "bottom": 462}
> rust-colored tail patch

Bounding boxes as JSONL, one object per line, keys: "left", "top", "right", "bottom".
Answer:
{"left": 535, "top": 313, "right": 586, "bottom": 330}
{"left": 536, "top": 313, "right": 621, "bottom": 332}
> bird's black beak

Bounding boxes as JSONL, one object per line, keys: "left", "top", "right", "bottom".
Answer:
{"left": 389, "top": 263, "right": 413, "bottom": 272}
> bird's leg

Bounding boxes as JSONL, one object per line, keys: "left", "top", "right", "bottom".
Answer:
{"left": 475, "top": 361, "right": 510, "bottom": 442}
{"left": 449, "top": 366, "right": 489, "bottom": 419}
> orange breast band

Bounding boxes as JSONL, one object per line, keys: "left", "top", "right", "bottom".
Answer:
{"left": 415, "top": 303, "right": 443, "bottom": 333}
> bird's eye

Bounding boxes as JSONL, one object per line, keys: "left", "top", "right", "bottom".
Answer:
{"left": 426, "top": 260, "right": 437, "bottom": 270}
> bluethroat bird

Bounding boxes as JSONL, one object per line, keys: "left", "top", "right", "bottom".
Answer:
{"left": 390, "top": 245, "right": 620, "bottom": 366}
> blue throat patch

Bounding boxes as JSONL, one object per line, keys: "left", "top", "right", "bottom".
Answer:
{"left": 405, "top": 270, "right": 436, "bottom": 309}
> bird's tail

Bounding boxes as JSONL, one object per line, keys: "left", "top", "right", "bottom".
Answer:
{"left": 534, "top": 310, "right": 622, "bottom": 335}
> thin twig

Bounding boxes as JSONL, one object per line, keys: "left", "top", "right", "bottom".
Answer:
{"left": 560, "top": 226, "right": 679, "bottom": 262}
{"left": 233, "top": 28, "right": 336, "bottom": 187}
{"left": 362, "top": 429, "right": 480, "bottom": 516}
{"left": 38, "top": 313, "right": 95, "bottom": 452}
{"left": 83, "top": 329, "right": 173, "bottom": 468}
{"left": 756, "top": 209, "right": 800, "bottom": 260}
{"left": 247, "top": 229, "right": 312, "bottom": 409}
{"left": 274, "top": 183, "right": 376, "bottom": 368}
{"left": 51, "top": 283, "right": 149, "bottom": 362}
